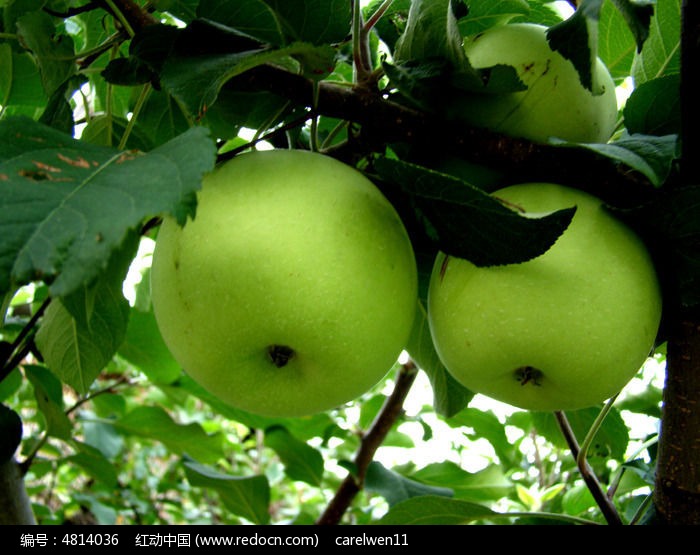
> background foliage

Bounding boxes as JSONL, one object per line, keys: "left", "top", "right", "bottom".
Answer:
{"left": 0, "top": 0, "right": 688, "bottom": 525}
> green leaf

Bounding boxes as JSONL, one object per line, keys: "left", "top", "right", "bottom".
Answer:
{"left": 0, "top": 117, "right": 216, "bottom": 298}
{"left": 35, "top": 235, "right": 136, "bottom": 394}
{"left": 151, "top": 0, "right": 199, "bottom": 23}
{"left": 112, "top": 406, "right": 224, "bottom": 464}
{"left": 167, "top": 373, "right": 285, "bottom": 430}
{"left": 160, "top": 35, "right": 333, "bottom": 118}
{"left": 83, "top": 420, "right": 124, "bottom": 458}
{"left": 24, "top": 364, "right": 72, "bottom": 440}
{"left": 457, "top": 0, "right": 531, "bottom": 36}
{"left": 183, "top": 459, "right": 270, "bottom": 524}
{"left": 196, "top": 0, "right": 286, "bottom": 45}
{"left": 66, "top": 442, "right": 118, "bottom": 488}
{"left": 0, "top": 43, "right": 47, "bottom": 111}
{"left": 131, "top": 90, "right": 191, "bottom": 148}
{"left": 80, "top": 115, "right": 154, "bottom": 151}
{"left": 446, "top": 407, "right": 516, "bottom": 466}
{"left": 406, "top": 300, "right": 473, "bottom": 417}
{"left": 615, "top": 385, "right": 662, "bottom": 418}
{"left": 623, "top": 74, "right": 681, "bottom": 136}
{"left": 616, "top": 186, "right": 700, "bottom": 308}
{"left": 118, "top": 306, "right": 182, "bottom": 385}
{"left": 364, "top": 0, "right": 411, "bottom": 52}
{"left": 598, "top": 0, "right": 638, "bottom": 81}
{"left": 410, "top": 462, "right": 513, "bottom": 503}
{"left": 531, "top": 406, "right": 630, "bottom": 461}
{"left": 373, "top": 156, "right": 576, "bottom": 267}
{"left": 0, "top": 403, "right": 22, "bottom": 464}
{"left": 0, "top": 368, "right": 22, "bottom": 402}
{"left": 263, "top": 426, "right": 324, "bottom": 487}
{"left": 546, "top": 6, "right": 600, "bottom": 93}
{"left": 552, "top": 133, "right": 679, "bottom": 187}
{"left": 394, "top": 0, "right": 467, "bottom": 68}
{"left": 511, "top": 0, "right": 566, "bottom": 27}
{"left": 375, "top": 495, "right": 498, "bottom": 524}
{"left": 631, "top": 0, "right": 680, "bottom": 83}
{"left": 15, "top": 10, "right": 76, "bottom": 97}
{"left": 365, "top": 461, "right": 453, "bottom": 507}
{"left": 562, "top": 482, "right": 597, "bottom": 515}
{"left": 263, "top": 0, "right": 351, "bottom": 45}
{"left": 608, "top": 0, "right": 654, "bottom": 52}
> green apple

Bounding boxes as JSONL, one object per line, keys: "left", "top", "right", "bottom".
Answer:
{"left": 150, "top": 149, "right": 418, "bottom": 417}
{"left": 427, "top": 183, "right": 662, "bottom": 412}
{"left": 459, "top": 23, "right": 618, "bottom": 144}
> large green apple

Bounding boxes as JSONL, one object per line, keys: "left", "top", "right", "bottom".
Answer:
{"left": 458, "top": 23, "right": 618, "bottom": 144}
{"left": 150, "top": 149, "right": 418, "bottom": 417}
{"left": 427, "top": 183, "right": 662, "bottom": 412}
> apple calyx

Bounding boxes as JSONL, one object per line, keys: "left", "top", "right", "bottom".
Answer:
{"left": 515, "top": 366, "right": 543, "bottom": 387}
{"left": 267, "top": 345, "right": 295, "bottom": 368}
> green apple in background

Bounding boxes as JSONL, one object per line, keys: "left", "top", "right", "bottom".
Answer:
{"left": 459, "top": 23, "right": 618, "bottom": 144}
{"left": 150, "top": 149, "right": 418, "bottom": 417}
{"left": 427, "top": 183, "right": 662, "bottom": 412}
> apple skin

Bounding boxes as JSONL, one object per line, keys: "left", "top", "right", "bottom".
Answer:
{"left": 427, "top": 183, "right": 662, "bottom": 412}
{"left": 459, "top": 23, "right": 618, "bottom": 144}
{"left": 150, "top": 149, "right": 418, "bottom": 417}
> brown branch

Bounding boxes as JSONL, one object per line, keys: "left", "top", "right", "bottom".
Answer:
{"left": 236, "top": 64, "right": 659, "bottom": 210}
{"left": 0, "top": 297, "right": 51, "bottom": 384}
{"left": 554, "top": 411, "right": 623, "bottom": 526}
{"left": 653, "top": 0, "right": 700, "bottom": 525}
{"left": 316, "top": 359, "right": 419, "bottom": 525}
{"left": 103, "top": 0, "right": 158, "bottom": 31}
{"left": 655, "top": 312, "right": 700, "bottom": 523}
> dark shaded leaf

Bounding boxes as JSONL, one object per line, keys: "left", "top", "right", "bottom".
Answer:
{"left": 196, "top": 0, "right": 286, "bottom": 45}
{"left": 263, "top": 0, "right": 352, "bottom": 45}
{"left": 373, "top": 156, "right": 575, "bottom": 267}
{"left": 552, "top": 133, "right": 679, "bottom": 187}
{"left": 546, "top": 8, "right": 598, "bottom": 93}
{"left": 624, "top": 74, "right": 681, "bottom": 136}
{"left": 609, "top": 0, "right": 654, "bottom": 50}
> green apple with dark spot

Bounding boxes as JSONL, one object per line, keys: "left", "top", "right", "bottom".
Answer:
{"left": 459, "top": 23, "right": 618, "bottom": 144}
{"left": 150, "top": 149, "right": 418, "bottom": 417}
{"left": 427, "top": 183, "right": 662, "bottom": 411}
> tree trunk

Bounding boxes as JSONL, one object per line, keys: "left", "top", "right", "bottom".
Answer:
{"left": 0, "top": 459, "right": 36, "bottom": 525}
{"left": 653, "top": 0, "right": 700, "bottom": 524}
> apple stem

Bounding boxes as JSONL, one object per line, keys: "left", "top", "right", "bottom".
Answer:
{"left": 553, "top": 410, "right": 623, "bottom": 525}
{"left": 316, "top": 359, "right": 419, "bottom": 525}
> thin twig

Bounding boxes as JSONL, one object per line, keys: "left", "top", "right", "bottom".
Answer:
{"left": 316, "top": 359, "right": 419, "bottom": 525}
{"left": 0, "top": 298, "right": 51, "bottom": 384}
{"left": 554, "top": 410, "right": 623, "bottom": 525}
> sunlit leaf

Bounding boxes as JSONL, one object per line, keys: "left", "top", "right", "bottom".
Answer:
{"left": 184, "top": 459, "right": 270, "bottom": 524}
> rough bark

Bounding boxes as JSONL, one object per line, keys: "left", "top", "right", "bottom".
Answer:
{"left": 655, "top": 313, "right": 700, "bottom": 523}
{"left": 653, "top": 0, "right": 700, "bottom": 524}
